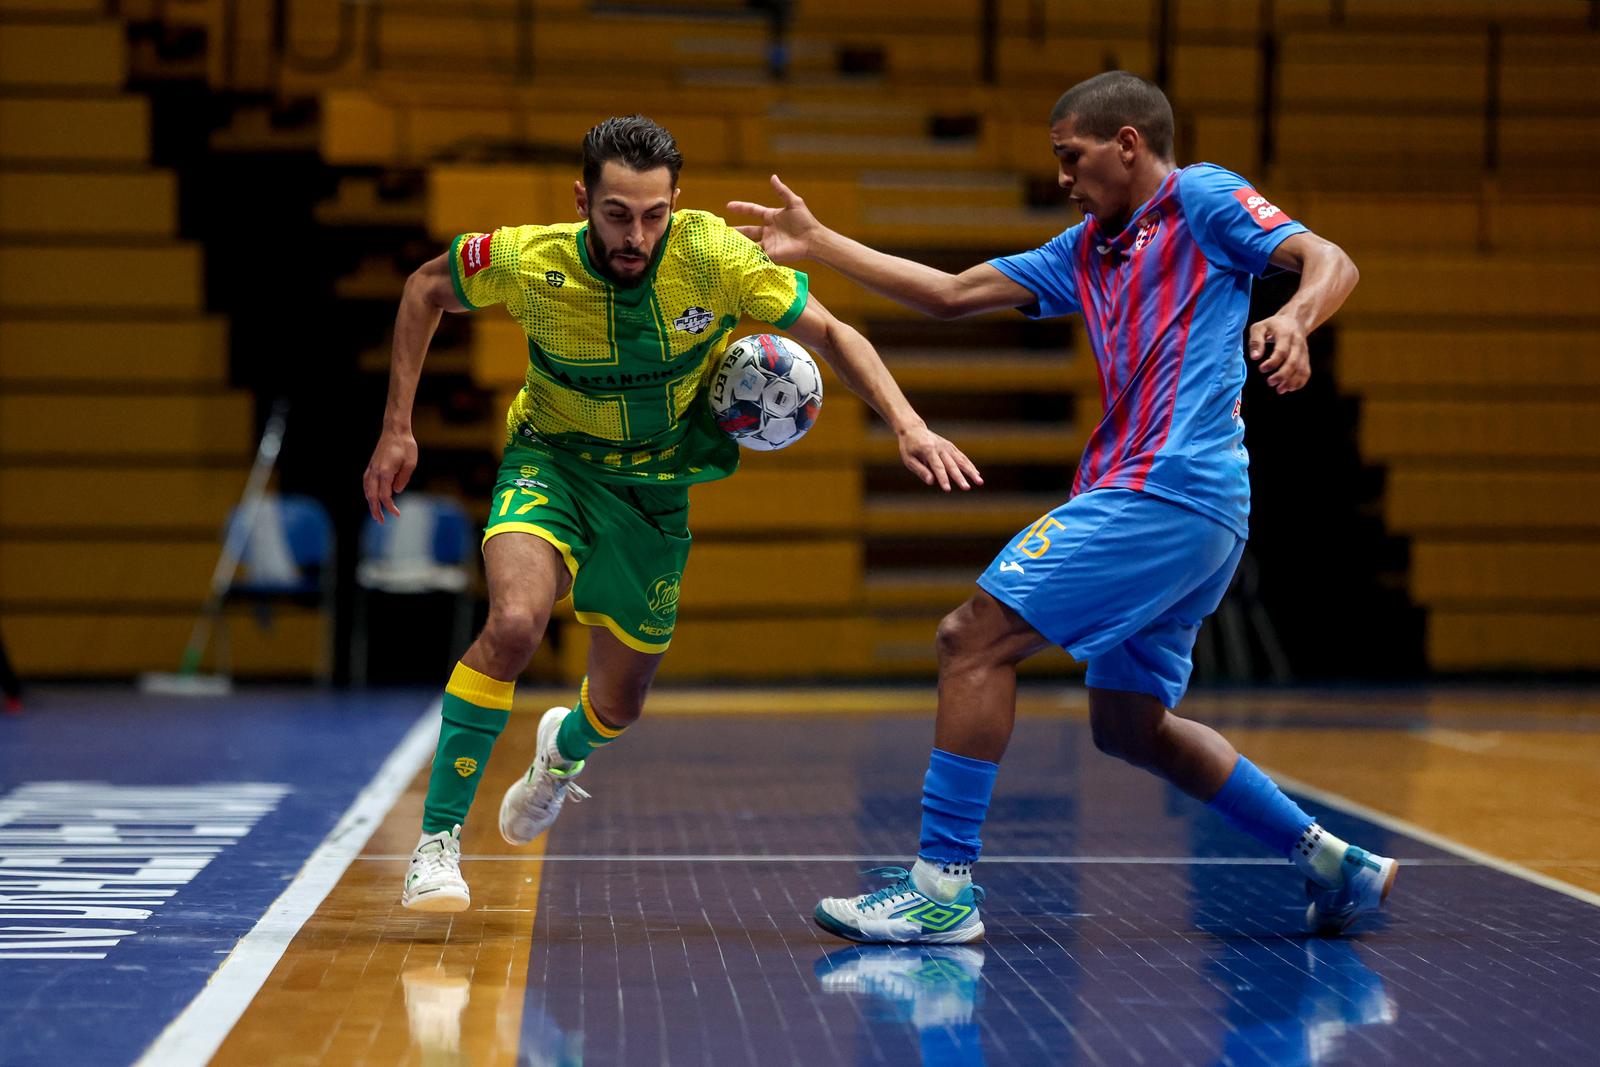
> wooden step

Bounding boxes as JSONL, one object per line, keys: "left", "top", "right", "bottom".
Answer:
{"left": 0, "top": 318, "right": 227, "bottom": 384}
{"left": 0, "top": 540, "right": 216, "bottom": 608}
{"left": 4, "top": 607, "right": 326, "bottom": 677}
{"left": 865, "top": 492, "right": 1054, "bottom": 536}
{"left": 865, "top": 421, "right": 1083, "bottom": 465}
{"left": 1385, "top": 470, "right": 1600, "bottom": 534}
{"left": 0, "top": 22, "right": 124, "bottom": 89}
{"left": 1360, "top": 401, "right": 1600, "bottom": 461}
{"left": 1343, "top": 256, "right": 1600, "bottom": 319}
{"left": 880, "top": 349, "right": 1077, "bottom": 392}
{"left": 1338, "top": 328, "right": 1600, "bottom": 393}
{"left": 680, "top": 540, "right": 861, "bottom": 612}
{"left": 1428, "top": 611, "right": 1600, "bottom": 671}
{"left": 0, "top": 244, "right": 202, "bottom": 310}
{"left": 0, "top": 393, "right": 253, "bottom": 459}
{"left": 564, "top": 615, "right": 878, "bottom": 681}
{"left": 690, "top": 465, "right": 862, "bottom": 534}
{"left": 0, "top": 96, "right": 148, "bottom": 163}
{"left": 0, "top": 464, "right": 249, "bottom": 533}
{"left": 1411, "top": 541, "right": 1600, "bottom": 605}
{"left": 0, "top": 171, "right": 176, "bottom": 237}
{"left": 864, "top": 567, "right": 977, "bottom": 611}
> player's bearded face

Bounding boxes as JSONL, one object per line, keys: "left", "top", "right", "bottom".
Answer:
{"left": 1050, "top": 118, "right": 1132, "bottom": 226}
{"left": 579, "top": 163, "right": 679, "bottom": 287}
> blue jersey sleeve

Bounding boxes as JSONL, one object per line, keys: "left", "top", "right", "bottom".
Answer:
{"left": 986, "top": 224, "right": 1085, "bottom": 319}
{"left": 1177, "top": 164, "right": 1307, "bottom": 277}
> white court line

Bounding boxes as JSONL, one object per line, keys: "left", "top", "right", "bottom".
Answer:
{"left": 356, "top": 853, "right": 1478, "bottom": 865}
{"left": 134, "top": 701, "right": 440, "bottom": 1067}
{"left": 1265, "top": 765, "right": 1600, "bottom": 910}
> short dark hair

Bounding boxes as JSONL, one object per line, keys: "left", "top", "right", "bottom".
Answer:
{"left": 1050, "top": 71, "right": 1174, "bottom": 161}
{"left": 581, "top": 115, "right": 683, "bottom": 191}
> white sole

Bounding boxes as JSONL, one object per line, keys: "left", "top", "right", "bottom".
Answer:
{"left": 402, "top": 889, "right": 470, "bottom": 913}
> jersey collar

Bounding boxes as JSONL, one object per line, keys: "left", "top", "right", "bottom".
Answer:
{"left": 1088, "top": 169, "right": 1180, "bottom": 257}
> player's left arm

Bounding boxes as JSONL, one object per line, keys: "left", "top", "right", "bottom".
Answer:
{"left": 1251, "top": 231, "right": 1360, "bottom": 394}
{"left": 784, "top": 297, "right": 983, "bottom": 492}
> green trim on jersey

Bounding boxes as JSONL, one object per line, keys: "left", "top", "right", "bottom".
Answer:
{"left": 447, "top": 233, "right": 481, "bottom": 311}
{"left": 775, "top": 272, "right": 810, "bottom": 329}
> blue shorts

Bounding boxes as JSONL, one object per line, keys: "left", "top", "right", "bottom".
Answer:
{"left": 976, "top": 489, "right": 1245, "bottom": 709}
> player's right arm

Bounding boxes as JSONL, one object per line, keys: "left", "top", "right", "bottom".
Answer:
{"left": 728, "top": 175, "right": 1034, "bottom": 320}
{"left": 363, "top": 251, "right": 467, "bottom": 523}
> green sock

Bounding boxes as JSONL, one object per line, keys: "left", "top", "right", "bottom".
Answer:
{"left": 421, "top": 662, "right": 513, "bottom": 835}
{"left": 554, "top": 676, "right": 626, "bottom": 762}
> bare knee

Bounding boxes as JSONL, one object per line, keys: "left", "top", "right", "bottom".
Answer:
{"left": 477, "top": 605, "right": 547, "bottom": 673}
{"left": 936, "top": 594, "right": 1036, "bottom": 670}
{"left": 1090, "top": 704, "right": 1165, "bottom": 769}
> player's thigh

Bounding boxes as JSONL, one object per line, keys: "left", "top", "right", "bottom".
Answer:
{"left": 977, "top": 490, "right": 1235, "bottom": 660}
{"left": 940, "top": 587, "right": 1055, "bottom": 666}
{"left": 1085, "top": 536, "right": 1246, "bottom": 709}
{"left": 482, "top": 532, "right": 572, "bottom": 620}
{"left": 568, "top": 482, "right": 691, "bottom": 655}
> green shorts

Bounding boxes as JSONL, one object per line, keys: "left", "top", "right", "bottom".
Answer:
{"left": 483, "top": 442, "right": 690, "bottom": 653}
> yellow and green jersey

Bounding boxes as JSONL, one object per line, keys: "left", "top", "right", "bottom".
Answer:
{"left": 449, "top": 209, "right": 809, "bottom": 484}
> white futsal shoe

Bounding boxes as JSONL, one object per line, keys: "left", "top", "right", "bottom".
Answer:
{"left": 499, "top": 706, "right": 590, "bottom": 846}
{"left": 402, "top": 824, "right": 469, "bottom": 912}
{"left": 1305, "top": 845, "right": 1398, "bottom": 934}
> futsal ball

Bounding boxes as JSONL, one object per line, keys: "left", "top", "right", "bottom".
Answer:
{"left": 708, "top": 334, "right": 823, "bottom": 451}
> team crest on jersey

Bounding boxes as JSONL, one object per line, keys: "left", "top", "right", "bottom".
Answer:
{"left": 546, "top": 270, "right": 566, "bottom": 288}
{"left": 1133, "top": 213, "right": 1162, "bottom": 252}
{"left": 673, "top": 307, "right": 714, "bottom": 334}
{"left": 1233, "top": 188, "right": 1293, "bottom": 230}
{"left": 461, "top": 233, "right": 493, "bottom": 278}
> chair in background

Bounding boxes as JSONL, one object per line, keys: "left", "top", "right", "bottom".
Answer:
{"left": 351, "top": 493, "right": 476, "bottom": 686}
{"left": 221, "top": 493, "right": 337, "bottom": 685}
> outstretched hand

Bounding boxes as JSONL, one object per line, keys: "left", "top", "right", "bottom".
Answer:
{"left": 726, "top": 174, "right": 823, "bottom": 265}
{"left": 362, "top": 429, "right": 417, "bottom": 523}
{"left": 1247, "top": 313, "right": 1312, "bottom": 394}
{"left": 898, "top": 425, "right": 983, "bottom": 492}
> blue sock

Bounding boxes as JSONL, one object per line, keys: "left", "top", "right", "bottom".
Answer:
{"left": 918, "top": 748, "right": 999, "bottom": 866}
{"left": 1207, "top": 756, "right": 1314, "bottom": 855}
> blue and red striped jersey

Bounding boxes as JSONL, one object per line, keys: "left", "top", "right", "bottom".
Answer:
{"left": 988, "top": 163, "right": 1307, "bottom": 537}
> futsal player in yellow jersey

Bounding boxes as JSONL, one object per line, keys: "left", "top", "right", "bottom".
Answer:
{"left": 364, "top": 116, "right": 981, "bottom": 912}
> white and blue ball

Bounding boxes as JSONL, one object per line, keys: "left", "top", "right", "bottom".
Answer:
{"left": 708, "top": 334, "right": 823, "bottom": 451}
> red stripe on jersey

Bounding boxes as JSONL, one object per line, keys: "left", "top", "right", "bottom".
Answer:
{"left": 1125, "top": 241, "right": 1208, "bottom": 488}
{"left": 1121, "top": 215, "right": 1185, "bottom": 490}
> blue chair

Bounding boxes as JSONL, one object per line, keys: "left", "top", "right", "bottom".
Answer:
{"left": 351, "top": 493, "right": 476, "bottom": 686}
{"left": 221, "top": 493, "right": 336, "bottom": 684}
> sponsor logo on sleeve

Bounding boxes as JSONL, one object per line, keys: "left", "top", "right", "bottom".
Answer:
{"left": 1233, "top": 189, "right": 1293, "bottom": 231}
{"left": 461, "top": 232, "right": 494, "bottom": 277}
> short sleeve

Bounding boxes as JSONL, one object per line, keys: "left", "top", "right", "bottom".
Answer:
{"left": 1177, "top": 165, "right": 1308, "bottom": 277}
{"left": 986, "top": 225, "right": 1085, "bottom": 319}
{"left": 718, "top": 220, "right": 808, "bottom": 329}
{"left": 449, "top": 226, "right": 526, "bottom": 310}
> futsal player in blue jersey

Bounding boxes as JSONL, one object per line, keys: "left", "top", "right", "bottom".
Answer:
{"left": 731, "top": 71, "right": 1396, "bottom": 942}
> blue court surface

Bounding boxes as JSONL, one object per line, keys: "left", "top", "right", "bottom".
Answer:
{"left": 3, "top": 687, "right": 1599, "bottom": 1066}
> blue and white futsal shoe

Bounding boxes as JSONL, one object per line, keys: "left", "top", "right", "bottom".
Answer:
{"left": 1305, "top": 846, "right": 1398, "bottom": 934}
{"left": 814, "top": 945, "right": 985, "bottom": 1028}
{"left": 499, "top": 706, "right": 590, "bottom": 847}
{"left": 814, "top": 867, "right": 986, "bottom": 944}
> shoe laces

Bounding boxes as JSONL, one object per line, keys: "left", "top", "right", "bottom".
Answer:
{"left": 859, "top": 867, "right": 916, "bottom": 909}
{"left": 532, "top": 754, "right": 591, "bottom": 804}
{"left": 857, "top": 866, "right": 986, "bottom": 910}
{"left": 416, "top": 837, "right": 460, "bottom": 880}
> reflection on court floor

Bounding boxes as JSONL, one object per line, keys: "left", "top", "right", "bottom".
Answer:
{"left": 3, "top": 686, "right": 1598, "bottom": 1065}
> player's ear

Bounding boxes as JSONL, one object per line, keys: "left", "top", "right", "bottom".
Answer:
{"left": 671, "top": 187, "right": 681, "bottom": 212}
{"left": 574, "top": 179, "right": 588, "bottom": 217}
{"left": 1117, "top": 125, "right": 1140, "bottom": 162}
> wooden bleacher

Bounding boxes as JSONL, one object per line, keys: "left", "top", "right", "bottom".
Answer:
{"left": 8, "top": 0, "right": 1596, "bottom": 681}
{"left": 0, "top": 2, "right": 322, "bottom": 678}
